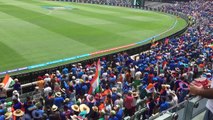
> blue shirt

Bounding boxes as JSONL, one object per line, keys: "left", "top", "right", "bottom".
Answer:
{"left": 62, "top": 68, "right": 69, "bottom": 74}
{"left": 109, "top": 116, "right": 119, "bottom": 120}
{"left": 160, "top": 102, "right": 169, "bottom": 112}
{"left": 116, "top": 108, "right": 123, "bottom": 120}
{"left": 54, "top": 97, "right": 64, "bottom": 108}
{"left": 0, "top": 115, "right": 4, "bottom": 120}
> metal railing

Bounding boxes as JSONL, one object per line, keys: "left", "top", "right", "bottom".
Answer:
{"left": 145, "top": 97, "right": 207, "bottom": 120}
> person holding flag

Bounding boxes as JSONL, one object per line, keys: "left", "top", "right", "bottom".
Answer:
{"left": 88, "top": 59, "right": 101, "bottom": 95}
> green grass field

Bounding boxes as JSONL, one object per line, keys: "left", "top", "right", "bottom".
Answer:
{"left": 0, "top": 0, "right": 187, "bottom": 73}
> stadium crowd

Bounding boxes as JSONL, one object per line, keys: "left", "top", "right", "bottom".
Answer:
{"left": 0, "top": 0, "right": 212, "bottom": 120}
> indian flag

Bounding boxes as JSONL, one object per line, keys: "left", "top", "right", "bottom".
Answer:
{"left": 88, "top": 59, "right": 101, "bottom": 94}
{"left": 2, "top": 74, "right": 15, "bottom": 89}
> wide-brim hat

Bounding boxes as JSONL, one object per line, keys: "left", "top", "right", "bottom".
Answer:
{"left": 117, "top": 93, "right": 122, "bottom": 97}
{"left": 132, "top": 92, "right": 139, "bottom": 98}
{"left": 110, "top": 110, "right": 116, "bottom": 115}
{"left": 14, "top": 78, "right": 18, "bottom": 82}
{"left": 13, "top": 90, "right": 18, "bottom": 95}
{"left": 55, "top": 92, "right": 61, "bottom": 97}
{"left": 61, "top": 88, "right": 66, "bottom": 93}
{"left": 71, "top": 104, "right": 80, "bottom": 112}
{"left": 13, "top": 109, "right": 24, "bottom": 117}
{"left": 79, "top": 104, "right": 90, "bottom": 114}
{"left": 92, "top": 106, "right": 99, "bottom": 112}
{"left": 0, "top": 83, "right": 4, "bottom": 88}
{"left": 113, "top": 105, "right": 120, "bottom": 111}
{"left": 51, "top": 105, "right": 58, "bottom": 112}
{"left": 64, "top": 98, "right": 70, "bottom": 103}
{"left": 159, "top": 73, "right": 165, "bottom": 77}
{"left": 5, "top": 112, "right": 12, "bottom": 119}
{"left": 162, "top": 84, "right": 170, "bottom": 89}
{"left": 79, "top": 79, "right": 84, "bottom": 83}
{"left": 112, "top": 87, "right": 117, "bottom": 92}
{"left": 87, "top": 95, "right": 96, "bottom": 103}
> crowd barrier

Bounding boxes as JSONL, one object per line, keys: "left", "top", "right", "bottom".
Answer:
{"left": 123, "top": 96, "right": 206, "bottom": 120}
{"left": 1, "top": 1, "right": 188, "bottom": 98}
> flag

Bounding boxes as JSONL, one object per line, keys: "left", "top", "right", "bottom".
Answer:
{"left": 88, "top": 59, "right": 101, "bottom": 94}
{"left": 2, "top": 74, "right": 15, "bottom": 89}
{"left": 151, "top": 42, "right": 159, "bottom": 48}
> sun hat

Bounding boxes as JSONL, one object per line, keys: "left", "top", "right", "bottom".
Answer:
{"left": 132, "top": 92, "right": 139, "bottom": 98}
{"left": 35, "top": 86, "right": 39, "bottom": 89}
{"left": 117, "top": 93, "right": 122, "bottom": 98}
{"left": 61, "top": 88, "right": 66, "bottom": 93}
{"left": 5, "top": 112, "right": 12, "bottom": 119}
{"left": 55, "top": 92, "right": 61, "bottom": 97}
{"left": 110, "top": 110, "right": 116, "bottom": 115}
{"left": 86, "top": 95, "right": 96, "bottom": 103}
{"left": 13, "top": 109, "right": 24, "bottom": 117}
{"left": 79, "top": 79, "right": 84, "bottom": 83}
{"left": 113, "top": 105, "right": 120, "bottom": 111}
{"left": 159, "top": 73, "right": 165, "bottom": 77}
{"left": 51, "top": 105, "right": 58, "bottom": 112}
{"left": 45, "top": 73, "right": 49, "bottom": 77}
{"left": 64, "top": 98, "right": 70, "bottom": 102}
{"left": 12, "top": 90, "right": 18, "bottom": 95}
{"left": 14, "top": 79, "right": 18, "bottom": 82}
{"left": 112, "top": 87, "right": 117, "bottom": 92}
{"left": 79, "top": 104, "right": 90, "bottom": 114}
{"left": 72, "top": 76, "right": 76, "bottom": 80}
{"left": 92, "top": 106, "right": 99, "bottom": 112}
{"left": 71, "top": 104, "right": 80, "bottom": 112}
{"left": 162, "top": 84, "right": 170, "bottom": 89}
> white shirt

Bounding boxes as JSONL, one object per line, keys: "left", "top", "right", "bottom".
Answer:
{"left": 44, "top": 87, "right": 52, "bottom": 97}
{"left": 44, "top": 77, "right": 51, "bottom": 85}
{"left": 135, "top": 71, "right": 142, "bottom": 80}
{"left": 206, "top": 79, "right": 213, "bottom": 113}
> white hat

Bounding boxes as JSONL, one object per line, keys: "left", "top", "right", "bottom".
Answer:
{"left": 55, "top": 92, "right": 61, "bottom": 97}
{"left": 45, "top": 74, "right": 49, "bottom": 77}
{"left": 14, "top": 79, "right": 18, "bottom": 82}
{"left": 13, "top": 90, "right": 18, "bottom": 95}
{"left": 72, "top": 76, "right": 76, "bottom": 80}
{"left": 51, "top": 105, "right": 58, "bottom": 112}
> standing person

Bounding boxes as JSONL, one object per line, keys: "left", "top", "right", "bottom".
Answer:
{"left": 190, "top": 79, "right": 213, "bottom": 120}
{"left": 13, "top": 79, "right": 21, "bottom": 94}
{"left": 48, "top": 105, "right": 61, "bottom": 120}
{"left": 124, "top": 91, "right": 133, "bottom": 116}
{"left": 0, "top": 83, "right": 7, "bottom": 101}
{"left": 37, "top": 78, "right": 45, "bottom": 93}
{"left": 12, "top": 109, "right": 24, "bottom": 120}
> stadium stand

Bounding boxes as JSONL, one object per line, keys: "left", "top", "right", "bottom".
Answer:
{"left": 0, "top": 0, "right": 212, "bottom": 120}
